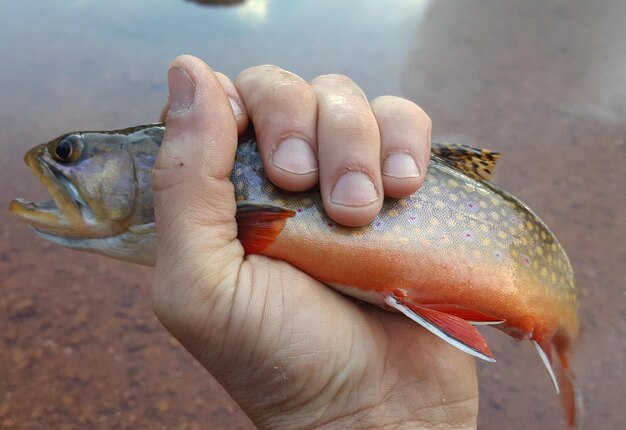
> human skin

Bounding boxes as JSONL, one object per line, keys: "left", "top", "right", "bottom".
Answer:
{"left": 152, "top": 55, "right": 478, "bottom": 429}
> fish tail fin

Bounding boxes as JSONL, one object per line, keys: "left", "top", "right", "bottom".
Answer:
{"left": 533, "top": 331, "right": 582, "bottom": 428}
{"left": 235, "top": 202, "right": 295, "bottom": 254}
{"left": 553, "top": 331, "right": 583, "bottom": 429}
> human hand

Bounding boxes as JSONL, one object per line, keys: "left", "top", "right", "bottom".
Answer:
{"left": 153, "top": 55, "right": 478, "bottom": 429}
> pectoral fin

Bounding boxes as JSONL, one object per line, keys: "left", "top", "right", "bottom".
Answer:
{"left": 385, "top": 295, "right": 496, "bottom": 362}
{"left": 236, "top": 202, "right": 295, "bottom": 254}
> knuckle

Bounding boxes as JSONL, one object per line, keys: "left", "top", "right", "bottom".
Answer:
{"left": 237, "top": 64, "right": 281, "bottom": 80}
{"left": 372, "top": 97, "right": 432, "bottom": 129}
{"left": 311, "top": 74, "right": 368, "bottom": 105}
{"left": 311, "top": 73, "right": 353, "bottom": 86}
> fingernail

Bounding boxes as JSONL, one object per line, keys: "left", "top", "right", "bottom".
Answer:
{"left": 229, "top": 97, "right": 244, "bottom": 118}
{"left": 168, "top": 67, "right": 195, "bottom": 113}
{"left": 330, "top": 171, "right": 378, "bottom": 207}
{"left": 272, "top": 138, "right": 318, "bottom": 174}
{"left": 382, "top": 153, "right": 420, "bottom": 179}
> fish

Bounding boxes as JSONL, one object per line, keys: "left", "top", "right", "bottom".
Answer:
{"left": 9, "top": 123, "right": 580, "bottom": 427}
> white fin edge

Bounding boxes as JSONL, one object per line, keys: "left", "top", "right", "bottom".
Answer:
{"left": 532, "top": 340, "right": 560, "bottom": 394}
{"left": 384, "top": 296, "right": 496, "bottom": 363}
{"left": 468, "top": 320, "right": 506, "bottom": 326}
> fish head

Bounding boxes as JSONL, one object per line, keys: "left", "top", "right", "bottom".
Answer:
{"left": 9, "top": 125, "right": 163, "bottom": 265}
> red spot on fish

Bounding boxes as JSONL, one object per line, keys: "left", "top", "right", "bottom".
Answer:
{"left": 296, "top": 208, "right": 302, "bottom": 213}
{"left": 522, "top": 255, "right": 531, "bottom": 267}
{"left": 327, "top": 222, "right": 334, "bottom": 228}
{"left": 463, "top": 231, "right": 475, "bottom": 242}
{"left": 467, "top": 201, "right": 480, "bottom": 213}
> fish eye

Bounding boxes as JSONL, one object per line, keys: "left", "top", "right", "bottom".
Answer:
{"left": 51, "top": 135, "right": 81, "bottom": 163}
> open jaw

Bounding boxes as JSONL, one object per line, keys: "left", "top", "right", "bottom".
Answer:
{"left": 9, "top": 153, "right": 93, "bottom": 237}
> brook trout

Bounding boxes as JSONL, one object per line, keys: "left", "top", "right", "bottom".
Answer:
{"left": 9, "top": 124, "right": 580, "bottom": 426}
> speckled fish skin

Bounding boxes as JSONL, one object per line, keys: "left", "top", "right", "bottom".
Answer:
{"left": 10, "top": 123, "right": 580, "bottom": 425}
{"left": 234, "top": 133, "right": 579, "bottom": 348}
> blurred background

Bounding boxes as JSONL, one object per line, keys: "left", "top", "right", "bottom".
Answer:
{"left": 1, "top": 0, "right": 625, "bottom": 428}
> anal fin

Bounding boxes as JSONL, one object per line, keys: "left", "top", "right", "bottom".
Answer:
{"left": 532, "top": 339, "right": 560, "bottom": 394}
{"left": 385, "top": 295, "right": 496, "bottom": 362}
{"left": 235, "top": 202, "right": 295, "bottom": 254}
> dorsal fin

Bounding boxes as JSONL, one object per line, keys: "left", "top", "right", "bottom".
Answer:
{"left": 431, "top": 142, "right": 502, "bottom": 181}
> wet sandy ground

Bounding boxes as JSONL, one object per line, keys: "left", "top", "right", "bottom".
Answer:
{"left": 1, "top": 0, "right": 625, "bottom": 428}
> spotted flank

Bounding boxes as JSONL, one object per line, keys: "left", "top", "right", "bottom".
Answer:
{"left": 431, "top": 142, "right": 502, "bottom": 181}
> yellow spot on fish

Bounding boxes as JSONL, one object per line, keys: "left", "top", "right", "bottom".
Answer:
{"left": 430, "top": 217, "right": 440, "bottom": 226}
{"left": 541, "top": 267, "right": 548, "bottom": 277}
{"left": 393, "top": 224, "right": 405, "bottom": 233}
{"left": 498, "top": 231, "right": 507, "bottom": 239}
{"left": 526, "top": 221, "right": 534, "bottom": 231}
{"left": 490, "top": 197, "right": 501, "bottom": 206}
{"left": 551, "top": 272, "right": 557, "bottom": 283}
{"left": 447, "top": 219, "right": 456, "bottom": 227}
{"left": 540, "top": 230, "right": 547, "bottom": 240}
{"left": 536, "top": 246, "right": 544, "bottom": 256}
{"left": 447, "top": 179, "right": 459, "bottom": 187}
{"left": 482, "top": 238, "right": 491, "bottom": 246}
{"left": 480, "top": 224, "right": 489, "bottom": 233}
{"left": 399, "top": 237, "right": 409, "bottom": 244}
{"left": 490, "top": 212, "right": 500, "bottom": 221}
{"left": 434, "top": 200, "right": 446, "bottom": 209}
{"left": 449, "top": 193, "right": 458, "bottom": 202}
{"left": 472, "top": 249, "right": 482, "bottom": 258}
{"left": 480, "top": 201, "right": 488, "bottom": 209}
{"left": 388, "top": 209, "right": 399, "bottom": 217}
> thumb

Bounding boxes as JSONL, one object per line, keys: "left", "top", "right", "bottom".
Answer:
{"left": 152, "top": 55, "right": 243, "bottom": 342}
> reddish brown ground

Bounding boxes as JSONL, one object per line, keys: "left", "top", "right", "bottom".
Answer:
{"left": 1, "top": 0, "right": 624, "bottom": 428}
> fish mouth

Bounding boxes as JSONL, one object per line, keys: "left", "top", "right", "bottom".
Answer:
{"left": 9, "top": 144, "right": 93, "bottom": 237}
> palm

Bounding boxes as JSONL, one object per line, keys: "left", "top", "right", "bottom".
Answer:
{"left": 169, "top": 254, "right": 479, "bottom": 429}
